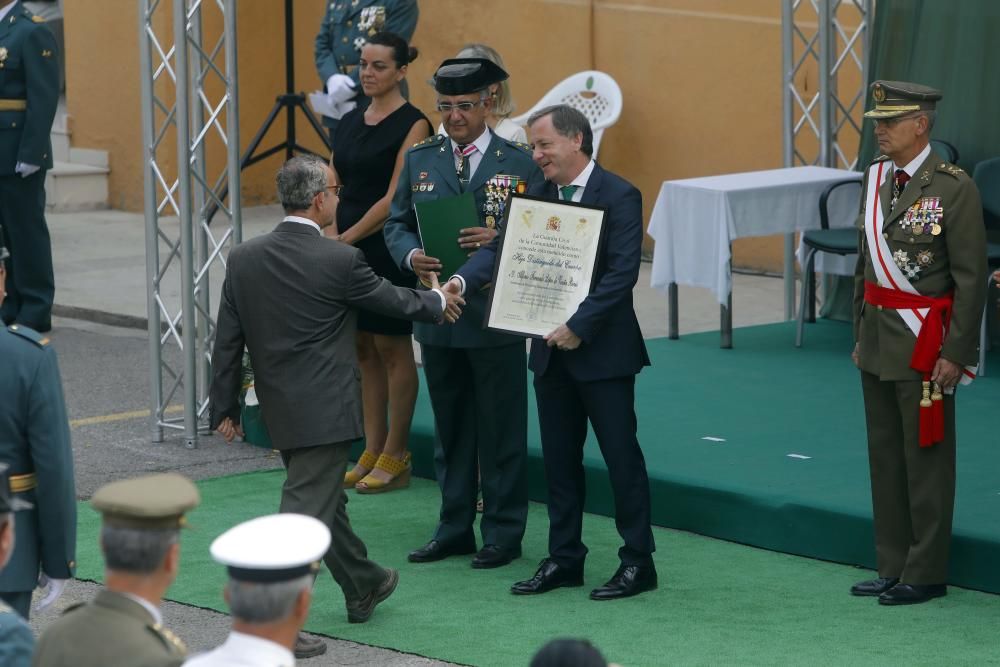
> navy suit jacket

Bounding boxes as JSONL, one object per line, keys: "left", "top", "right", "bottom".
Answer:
{"left": 457, "top": 163, "right": 650, "bottom": 381}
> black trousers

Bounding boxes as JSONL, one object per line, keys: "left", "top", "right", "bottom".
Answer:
{"left": 533, "top": 352, "right": 654, "bottom": 569}
{"left": 0, "top": 591, "right": 30, "bottom": 619}
{"left": 421, "top": 343, "right": 528, "bottom": 550}
{"left": 0, "top": 170, "right": 54, "bottom": 330}
{"left": 279, "top": 442, "right": 385, "bottom": 602}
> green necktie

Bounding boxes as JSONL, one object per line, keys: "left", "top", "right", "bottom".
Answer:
{"left": 559, "top": 185, "right": 579, "bottom": 201}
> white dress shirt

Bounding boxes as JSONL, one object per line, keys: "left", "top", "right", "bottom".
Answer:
{"left": 450, "top": 126, "right": 493, "bottom": 180}
{"left": 893, "top": 142, "right": 931, "bottom": 180}
{"left": 283, "top": 215, "right": 322, "bottom": 234}
{"left": 120, "top": 592, "right": 163, "bottom": 626}
{"left": 558, "top": 159, "right": 597, "bottom": 202}
{"left": 183, "top": 631, "right": 295, "bottom": 667}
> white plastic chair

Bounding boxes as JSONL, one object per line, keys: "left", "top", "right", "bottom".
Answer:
{"left": 510, "top": 71, "right": 623, "bottom": 158}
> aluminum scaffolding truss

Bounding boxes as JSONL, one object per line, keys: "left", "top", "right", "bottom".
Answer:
{"left": 139, "top": 0, "right": 241, "bottom": 448}
{"left": 781, "top": 0, "right": 873, "bottom": 316}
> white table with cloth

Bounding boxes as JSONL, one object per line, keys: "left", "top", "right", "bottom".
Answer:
{"left": 647, "top": 166, "right": 862, "bottom": 347}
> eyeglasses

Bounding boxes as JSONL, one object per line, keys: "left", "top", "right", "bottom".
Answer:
{"left": 873, "top": 114, "right": 921, "bottom": 129}
{"left": 436, "top": 100, "right": 484, "bottom": 114}
{"left": 325, "top": 184, "right": 344, "bottom": 195}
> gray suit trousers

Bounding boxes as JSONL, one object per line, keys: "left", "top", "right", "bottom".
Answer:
{"left": 279, "top": 443, "right": 385, "bottom": 602}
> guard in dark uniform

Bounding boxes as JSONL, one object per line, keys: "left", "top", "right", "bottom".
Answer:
{"left": 0, "top": 1, "right": 60, "bottom": 332}
{"left": 384, "top": 58, "right": 543, "bottom": 569}
{"left": 314, "top": 0, "right": 418, "bottom": 135}
{"left": 0, "top": 223, "right": 76, "bottom": 620}
{"left": 851, "top": 81, "right": 987, "bottom": 605}
{"left": 0, "top": 463, "right": 34, "bottom": 667}
{"left": 33, "top": 473, "right": 200, "bottom": 667}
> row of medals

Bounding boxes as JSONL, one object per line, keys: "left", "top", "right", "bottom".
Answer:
{"left": 483, "top": 178, "right": 517, "bottom": 230}
{"left": 900, "top": 196, "right": 943, "bottom": 236}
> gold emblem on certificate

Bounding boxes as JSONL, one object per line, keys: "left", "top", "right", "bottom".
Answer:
{"left": 484, "top": 194, "right": 607, "bottom": 338}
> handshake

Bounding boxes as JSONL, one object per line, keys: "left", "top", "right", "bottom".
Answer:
{"left": 427, "top": 271, "right": 465, "bottom": 325}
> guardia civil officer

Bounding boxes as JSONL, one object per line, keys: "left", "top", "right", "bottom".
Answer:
{"left": 384, "top": 58, "right": 543, "bottom": 569}
{"left": 851, "top": 81, "right": 987, "bottom": 605}
{"left": 0, "top": 223, "right": 75, "bottom": 620}
{"left": 0, "top": 0, "right": 60, "bottom": 332}
{"left": 314, "top": 0, "right": 418, "bottom": 135}
{"left": 33, "top": 473, "right": 201, "bottom": 667}
{"left": 0, "top": 464, "right": 34, "bottom": 667}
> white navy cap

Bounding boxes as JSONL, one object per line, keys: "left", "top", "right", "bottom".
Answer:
{"left": 210, "top": 513, "right": 331, "bottom": 583}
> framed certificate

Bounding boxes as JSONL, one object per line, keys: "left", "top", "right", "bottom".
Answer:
{"left": 484, "top": 193, "right": 607, "bottom": 338}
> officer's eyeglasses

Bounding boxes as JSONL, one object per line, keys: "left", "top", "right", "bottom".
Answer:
{"left": 325, "top": 185, "right": 344, "bottom": 195}
{"left": 436, "top": 100, "right": 484, "bottom": 114}
{"left": 872, "top": 113, "right": 922, "bottom": 129}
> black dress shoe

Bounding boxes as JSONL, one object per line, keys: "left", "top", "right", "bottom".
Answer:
{"left": 346, "top": 568, "right": 399, "bottom": 622}
{"left": 511, "top": 558, "right": 584, "bottom": 595}
{"left": 407, "top": 538, "right": 477, "bottom": 563}
{"left": 878, "top": 583, "right": 947, "bottom": 606}
{"left": 850, "top": 576, "right": 899, "bottom": 597}
{"left": 472, "top": 544, "right": 521, "bottom": 569}
{"left": 589, "top": 564, "right": 658, "bottom": 600}
{"left": 293, "top": 632, "right": 327, "bottom": 658}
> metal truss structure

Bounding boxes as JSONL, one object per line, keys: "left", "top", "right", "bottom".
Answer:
{"left": 139, "top": 0, "right": 241, "bottom": 448}
{"left": 780, "top": 0, "right": 873, "bottom": 316}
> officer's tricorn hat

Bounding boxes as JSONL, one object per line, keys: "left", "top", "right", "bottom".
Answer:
{"left": 0, "top": 463, "right": 32, "bottom": 514}
{"left": 210, "top": 513, "right": 331, "bottom": 583}
{"left": 0, "top": 224, "right": 9, "bottom": 262}
{"left": 433, "top": 58, "right": 508, "bottom": 96}
{"left": 864, "top": 80, "right": 942, "bottom": 120}
{"left": 91, "top": 472, "right": 201, "bottom": 530}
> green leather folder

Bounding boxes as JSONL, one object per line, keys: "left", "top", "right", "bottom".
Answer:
{"left": 414, "top": 192, "right": 478, "bottom": 280}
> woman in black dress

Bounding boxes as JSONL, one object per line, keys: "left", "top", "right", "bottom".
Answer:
{"left": 329, "top": 32, "right": 432, "bottom": 493}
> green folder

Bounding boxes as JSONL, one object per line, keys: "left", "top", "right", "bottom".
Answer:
{"left": 414, "top": 192, "right": 478, "bottom": 280}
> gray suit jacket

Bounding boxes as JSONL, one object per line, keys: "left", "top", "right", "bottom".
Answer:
{"left": 209, "top": 220, "right": 442, "bottom": 449}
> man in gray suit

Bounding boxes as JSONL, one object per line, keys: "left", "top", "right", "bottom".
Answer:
{"left": 209, "top": 155, "right": 462, "bottom": 659}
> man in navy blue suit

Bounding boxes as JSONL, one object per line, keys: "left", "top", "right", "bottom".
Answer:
{"left": 448, "top": 104, "right": 656, "bottom": 600}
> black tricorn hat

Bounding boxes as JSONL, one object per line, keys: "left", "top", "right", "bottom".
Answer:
{"left": 433, "top": 58, "right": 508, "bottom": 96}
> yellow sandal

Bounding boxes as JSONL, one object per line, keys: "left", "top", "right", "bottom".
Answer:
{"left": 355, "top": 452, "right": 411, "bottom": 494}
{"left": 345, "top": 450, "right": 379, "bottom": 487}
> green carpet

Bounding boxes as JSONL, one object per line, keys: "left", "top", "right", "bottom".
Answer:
{"left": 75, "top": 472, "right": 1000, "bottom": 667}
{"left": 362, "top": 319, "right": 1000, "bottom": 594}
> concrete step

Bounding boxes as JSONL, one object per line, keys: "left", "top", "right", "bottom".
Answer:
{"left": 45, "top": 161, "right": 109, "bottom": 212}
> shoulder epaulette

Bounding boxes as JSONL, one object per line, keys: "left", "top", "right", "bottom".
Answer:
{"left": 500, "top": 138, "right": 533, "bottom": 154}
{"left": 62, "top": 602, "right": 85, "bottom": 615}
{"left": 871, "top": 154, "right": 891, "bottom": 164}
{"left": 936, "top": 162, "right": 967, "bottom": 179}
{"left": 7, "top": 324, "right": 49, "bottom": 347}
{"left": 150, "top": 623, "right": 187, "bottom": 655}
{"left": 411, "top": 134, "right": 445, "bottom": 150}
{"left": 31, "top": 15, "right": 45, "bottom": 23}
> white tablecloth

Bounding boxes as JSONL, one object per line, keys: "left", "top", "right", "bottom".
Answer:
{"left": 648, "top": 166, "right": 862, "bottom": 305}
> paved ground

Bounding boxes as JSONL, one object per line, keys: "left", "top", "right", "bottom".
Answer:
{"left": 20, "top": 207, "right": 792, "bottom": 665}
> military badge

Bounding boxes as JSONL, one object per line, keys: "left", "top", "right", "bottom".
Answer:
{"left": 873, "top": 83, "right": 885, "bottom": 103}
{"left": 419, "top": 183, "right": 427, "bottom": 192}
{"left": 0, "top": 47, "right": 7, "bottom": 63}
{"left": 353, "top": 37, "right": 365, "bottom": 51}
{"left": 419, "top": 171, "right": 428, "bottom": 180}
{"left": 892, "top": 249, "right": 922, "bottom": 280}
{"left": 482, "top": 174, "right": 522, "bottom": 229}
{"left": 359, "top": 6, "right": 386, "bottom": 37}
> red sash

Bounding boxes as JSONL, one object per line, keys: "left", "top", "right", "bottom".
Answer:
{"left": 863, "top": 281, "right": 952, "bottom": 446}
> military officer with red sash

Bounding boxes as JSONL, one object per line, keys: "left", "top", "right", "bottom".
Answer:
{"left": 851, "top": 81, "right": 988, "bottom": 605}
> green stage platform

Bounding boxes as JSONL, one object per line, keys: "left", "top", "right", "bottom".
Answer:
{"left": 364, "top": 320, "right": 1000, "bottom": 594}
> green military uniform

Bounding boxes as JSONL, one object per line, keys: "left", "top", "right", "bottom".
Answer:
{"left": 0, "top": 302, "right": 76, "bottom": 617}
{"left": 852, "top": 82, "right": 988, "bottom": 592}
{"left": 0, "top": 598, "right": 32, "bottom": 666}
{"left": 0, "top": 464, "right": 34, "bottom": 667}
{"left": 0, "top": 1, "right": 59, "bottom": 331}
{"left": 384, "top": 58, "right": 543, "bottom": 558}
{"left": 33, "top": 473, "right": 199, "bottom": 667}
{"left": 314, "top": 0, "right": 418, "bottom": 133}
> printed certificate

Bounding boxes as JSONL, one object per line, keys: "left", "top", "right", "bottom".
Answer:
{"left": 485, "top": 194, "right": 607, "bottom": 338}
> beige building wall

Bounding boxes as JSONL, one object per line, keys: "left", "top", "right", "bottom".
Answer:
{"left": 62, "top": 0, "right": 862, "bottom": 272}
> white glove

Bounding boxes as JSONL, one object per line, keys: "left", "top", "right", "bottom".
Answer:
{"left": 35, "top": 574, "right": 68, "bottom": 612}
{"left": 328, "top": 99, "right": 357, "bottom": 120}
{"left": 325, "top": 74, "right": 357, "bottom": 105}
{"left": 15, "top": 162, "right": 40, "bottom": 178}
